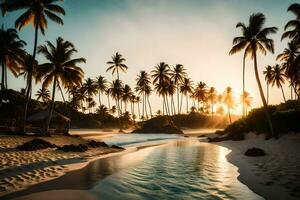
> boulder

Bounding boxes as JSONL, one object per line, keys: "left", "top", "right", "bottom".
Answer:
{"left": 57, "top": 144, "right": 88, "bottom": 152}
{"left": 244, "top": 147, "right": 266, "bottom": 157}
{"left": 87, "top": 140, "right": 109, "bottom": 148}
{"left": 16, "top": 138, "right": 57, "bottom": 151}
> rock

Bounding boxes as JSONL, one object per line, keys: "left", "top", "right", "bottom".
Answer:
{"left": 207, "top": 135, "right": 230, "bottom": 142}
{"left": 244, "top": 147, "right": 266, "bottom": 157}
{"left": 57, "top": 144, "right": 88, "bottom": 152}
{"left": 111, "top": 145, "right": 125, "bottom": 150}
{"left": 87, "top": 140, "right": 109, "bottom": 148}
{"left": 16, "top": 138, "right": 57, "bottom": 151}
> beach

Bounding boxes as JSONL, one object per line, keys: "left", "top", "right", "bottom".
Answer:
{"left": 0, "top": 131, "right": 125, "bottom": 197}
{"left": 213, "top": 132, "right": 300, "bottom": 200}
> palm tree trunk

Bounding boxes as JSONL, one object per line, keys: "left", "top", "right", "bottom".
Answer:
{"left": 107, "top": 94, "right": 110, "bottom": 109}
{"left": 137, "top": 101, "right": 141, "bottom": 119}
{"left": 1, "top": 59, "right": 5, "bottom": 91}
{"left": 171, "top": 95, "right": 175, "bottom": 115}
{"left": 162, "top": 96, "right": 165, "bottom": 115}
{"left": 290, "top": 86, "right": 293, "bottom": 100}
{"left": 266, "top": 84, "right": 269, "bottom": 105}
{"left": 98, "top": 92, "right": 102, "bottom": 106}
{"left": 228, "top": 106, "right": 232, "bottom": 123}
{"left": 165, "top": 95, "right": 171, "bottom": 116}
{"left": 45, "top": 77, "right": 57, "bottom": 135}
{"left": 186, "top": 95, "right": 188, "bottom": 113}
{"left": 23, "top": 21, "right": 39, "bottom": 133}
{"left": 242, "top": 52, "right": 246, "bottom": 117}
{"left": 280, "top": 85, "right": 286, "bottom": 103}
{"left": 147, "top": 95, "right": 153, "bottom": 117}
{"left": 252, "top": 45, "right": 275, "bottom": 137}
{"left": 180, "top": 93, "right": 183, "bottom": 113}
{"left": 177, "top": 84, "right": 180, "bottom": 114}
{"left": 142, "top": 92, "right": 145, "bottom": 119}
{"left": 4, "top": 65, "right": 7, "bottom": 90}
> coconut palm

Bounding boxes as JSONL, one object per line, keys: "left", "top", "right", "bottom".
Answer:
{"left": 194, "top": 81, "right": 207, "bottom": 112}
{"left": 36, "top": 37, "right": 85, "bottom": 134}
{"left": 166, "top": 82, "right": 176, "bottom": 115}
{"left": 95, "top": 75, "right": 107, "bottom": 107}
{"left": 83, "top": 78, "right": 97, "bottom": 110}
{"left": 229, "top": 13, "right": 277, "bottom": 137}
{"left": 0, "top": 27, "right": 26, "bottom": 90}
{"left": 106, "top": 52, "right": 128, "bottom": 80}
{"left": 136, "top": 70, "right": 151, "bottom": 119}
{"left": 223, "top": 87, "right": 235, "bottom": 123}
{"left": 270, "top": 64, "right": 287, "bottom": 102}
{"left": 154, "top": 80, "right": 170, "bottom": 115}
{"left": 180, "top": 78, "right": 193, "bottom": 114}
{"left": 122, "top": 84, "right": 133, "bottom": 112}
{"left": 96, "top": 105, "right": 109, "bottom": 116}
{"left": 240, "top": 91, "right": 252, "bottom": 115}
{"left": 263, "top": 65, "right": 272, "bottom": 104}
{"left": 1, "top": 0, "right": 65, "bottom": 132}
{"left": 109, "top": 79, "right": 124, "bottom": 116}
{"left": 145, "top": 85, "right": 153, "bottom": 117}
{"left": 170, "top": 64, "right": 187, "bottom": 114}
{"left": 282, "top": 3, "right": 300, "bottom": 43}
{"left": 207, "top": 87, "right": 218, "bottom": 115}
{"left": 135, "top": 96, "right": 141, "bottom": 119}
{"left": 35, "top": 88, "right": 50, "bottom": 103}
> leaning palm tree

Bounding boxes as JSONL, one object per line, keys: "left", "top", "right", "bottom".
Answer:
{"left": 207, "top": 87, "right": 218, "bottom": 115}
{"left": 229, "top": 13, "right": 277, "bottom": 137}
{"left": 223, "top": 87, "right": 235, "bottom": 123}
{"left": 170, "top": 64, "right": 187, "bottom": 114}
{"left": 270, "top": 64, "right": 287, "bottom": 102}
{"left": 1, "top": 0, "right": 65, "bottom": 133}
{"left": 263, "top": 65, "right": 273, "bottom": 104}
{"left": 36, "top": 37, "right": 85, "bottom": 134}
{"left": 95, "top": 75, "right": 108, "bottom": 107}
{"left": 0, "top": 27, "right": 26, "bottom": 90}
{"left": 35, "top": 88, "right": 50, "bottom": 103}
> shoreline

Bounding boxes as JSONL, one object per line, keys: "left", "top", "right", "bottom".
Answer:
{"left": 211, "top": 132, "right": 300, "bottom": 200}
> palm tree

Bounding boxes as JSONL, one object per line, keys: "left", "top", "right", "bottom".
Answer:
{"left": 109, "top": 79, "right": 124, "bottom": 117}
{"left": 1, "top": 0, "right": 65, "bottom": 133}
{"left": 194, "top": 81, "right": 207, "bottom": 112}
{"left": 167, "top": 83, "right": 176, "bottom": 115}
{"left": 96, "top": 105, "right": 109, "bottom": 116}
{"left": 170, "top": 64, "right": 187, "bottom": 114}
{"left": 229, "top": 13, "right": 277, "bottom": 137}
{"left": 145, "top": 85, "right": 153, "bottom": 117}
{"left": 240, "top": 91, "right": 253, "bottom": 115}
{"left": 106, "top": 52, "right": 128, "bottom": 80}
{"left": 263, "top": 65, "right": 272, "bottom": 104}
{"left": 136, "top": 70, "right": 151, "bottom": 119}
{"left": 83, "top": 78, "right": 97, "bottom": 111}
{"left": 36, "top": 37, "right": 85, "bottom": 134}
{"left": 180, "top": 78, "right": 193, "bottom": 114}
{"left": 122, "top": 84, "right": 133, "bottom": 112}
{"left": 207, "top": 87, "right": 218, "bottom": 115}
{"left": 223, "top": 87, "right": 235, "bottom": 123}
{"left": 35, "top": 88, "right": 50, "bottom": 103}
{"left": 0, "top": 27, "right": 26, "bottom": 90}
{"left": 135, "top": 96, "right": 141, "bottom": 119}
{"left": 270, "top": 64, "right": 287, "bottom": 102}
{"left": 151, "top": 62, "right": 171, "bottom": 115}
{"left": 282, "top": 3, "right": 300, "bottom": 43}
{"left": 95, "top": 75, "right": 107, "bottom": 107}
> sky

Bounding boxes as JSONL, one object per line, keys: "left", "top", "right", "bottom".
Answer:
{"left": 1, "top": 0, "right": 297, "bottom": 114}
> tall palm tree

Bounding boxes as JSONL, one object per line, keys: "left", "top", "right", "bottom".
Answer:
{"left": 136, "top": 70, "right": 151, "bottom": 119}
{"left": 229, "top": 13, "right": 277, "bottom": 137}
{"left": 270, "top": 64, "right": 287, "bottom": 102}
{"left": 263, "top": 65, "right": 272, "bottom": 104}
{"left": 95, "top": 75, "right": 107, "bottom": 107}
{"left": 180, "top": 78, "right": 193, "bottom": 114}
{"left": 194, "top": 81, "right": 207, "bottom": 111}
{"left": 282, "top": 3, "right": 300, "bottom": 43}
{"left": 96, "top": 105, "right": 109, "bottom": 116}
{"left": 170, "top": 64, "right": 187, "bottom": 114}
{"left": 207, "top": 87, "right": 218, "bottom": 115}
{"left": 151, "top": 62, "right": 171, "bottom": 115}
{"left": 135, "top": 96, "right": 141, "bottom": 119}
{"left": 109, "top": 79, "right": 124, "bottom": 117}
{"left": 240, "top": 91, "right": 252, "bottom": 115}
{"left": 35, "top": 88, "right": 50, "bottom": 103}
{"left": 83, "top": 78, "right": 97, "bottom": 111}
{"left": 1, "top": 0, "right": 65, "bottom": 133}
{"left": 36, "top": 37, "right": 85, "bottom": 134}
{"left": 167, "top": 82, "right": 176, "bottom": 115}
{"left": 223, "top": 87, "right": 235, "bottom": 123}
{"left": 122, "top": 84, "right": 133, "bottom": 113}
{"left": 106, "top": 52, "right": 128, "bottom": 80}
{"left": 0, "top": 27, "right": 26, "bottom": 90}
{"left": 145, "top": 85, "right": 153, "bottom": 117}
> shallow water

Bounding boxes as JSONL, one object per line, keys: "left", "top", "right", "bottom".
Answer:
{"left": 9, "top": 135, "right": 263, "bottom": 200}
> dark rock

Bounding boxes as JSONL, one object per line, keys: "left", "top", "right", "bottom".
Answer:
{"left": 87, "top": 140, "right": 109, "bottom": 148}
{"left": 111, "top": 145, "right": 125, "bottom": 150}
{"left": 208, "top": 135, "right": 230, "bottom": 142}
{"left": 244, "top": 147, "right": 266, "bottom": 157}
{"left": 16, "top": 139, "right": 57, "bottom": 151}
{"left": 57, "top": 144, "right": 88, "bottom": 152}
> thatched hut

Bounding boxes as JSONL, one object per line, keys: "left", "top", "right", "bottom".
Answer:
{"left": 27, "top": 110, "right": 70, "bottom": 135}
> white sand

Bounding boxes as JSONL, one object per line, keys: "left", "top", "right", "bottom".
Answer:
{"left": 213, "top": 132, "right": 300, "bottom": 200}
{"left": 0, "top": 135, "right": 123, "bottom": 197}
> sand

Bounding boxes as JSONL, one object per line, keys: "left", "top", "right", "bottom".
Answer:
{"left": 0, "top": 134, "right": 123, "bottom": 197}
{"left": 213, "top": 132, "right": 300, "bottom": 200}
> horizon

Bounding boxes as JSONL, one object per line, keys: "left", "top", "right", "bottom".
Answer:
{"left": 1, "top": 0, "right": 297, "bottom": 114}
